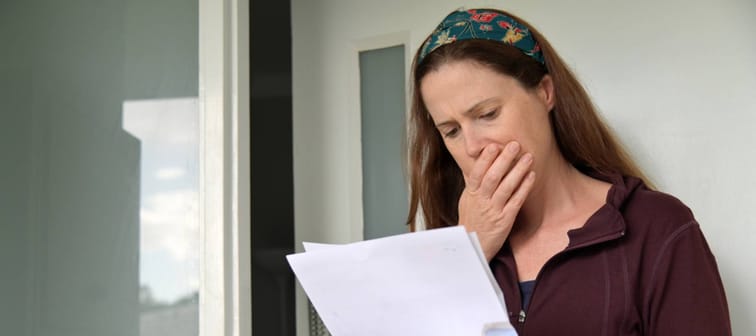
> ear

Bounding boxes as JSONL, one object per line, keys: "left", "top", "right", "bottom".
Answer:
{"left": 536, "top": 74, "right": 556, "bottom": 111}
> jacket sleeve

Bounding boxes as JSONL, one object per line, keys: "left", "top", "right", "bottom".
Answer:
{"left": 643, "top": 221, "right": 731, "bottom": 335}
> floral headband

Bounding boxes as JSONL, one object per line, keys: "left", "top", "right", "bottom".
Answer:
{"left": 418, "top": 8, "right": 545, "bottom": 65}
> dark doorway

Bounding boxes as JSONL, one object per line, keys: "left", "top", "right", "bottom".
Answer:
{"left": 250, "top": 0, "right": 295, "bottom": 335}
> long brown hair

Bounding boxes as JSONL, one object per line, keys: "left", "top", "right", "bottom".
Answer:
{"left": 406, "top": 9, "right": 652, "bottom": 231}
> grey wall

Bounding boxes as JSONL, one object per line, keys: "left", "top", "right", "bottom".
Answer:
{"left": 0, "top": 0, "right": 197, "bottom": 335}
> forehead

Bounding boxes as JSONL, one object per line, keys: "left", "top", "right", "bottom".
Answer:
{"left": 420, "top": 61, "right": 522, "bottom": 111}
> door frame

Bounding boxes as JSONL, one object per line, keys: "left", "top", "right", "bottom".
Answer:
{"left": 293, "top": 31, "right": 414, "bottom": 335}
{"left": 347, "top": 31, "right": 413, "bottom": 242}
{"left": 198, "top": 0, "right": 251, "bottom": 335}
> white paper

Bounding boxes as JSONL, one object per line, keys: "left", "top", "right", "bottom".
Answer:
{"left": 302, "top": 241, "right": 335, "bottom": 252}
{"left": 286, "top": 226, "right": 516, "bottom": 336}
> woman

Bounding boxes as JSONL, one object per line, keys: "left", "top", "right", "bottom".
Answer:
{"left": 406, "top": 8, "right": 731, "bottom": 335}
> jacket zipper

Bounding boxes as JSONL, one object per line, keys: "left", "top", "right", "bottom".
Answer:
{"left": 513, "top": 230, "right": 626, "bottom": 331}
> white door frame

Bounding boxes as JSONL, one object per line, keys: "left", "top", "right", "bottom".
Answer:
{"left": 347, "top": 31, "right": 413, "bottom": 242}
{"left": 198, "top": 0, "right": 251, "bottom": 335}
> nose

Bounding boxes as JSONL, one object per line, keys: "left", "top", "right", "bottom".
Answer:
{"left": 463, "top": 128, "right": 487, "bottom": 158}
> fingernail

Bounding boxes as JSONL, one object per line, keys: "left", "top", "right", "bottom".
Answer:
{"left": 522, "top": 153, "right": 533, "bottom": 163}
{"left": 486, "top": 145, "right": 498, "bottom": 154}
{"left": 507, "top": 142, "right": 520, "bottom": 153}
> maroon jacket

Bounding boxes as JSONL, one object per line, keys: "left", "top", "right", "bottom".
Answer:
{"left": 490, "top": 174, "right": 731, "bottom": 335}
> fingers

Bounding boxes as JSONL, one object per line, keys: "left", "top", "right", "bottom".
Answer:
{"left": 457, "top": 141, "right": 536, "bottom": 262}
{"left": 498, "top": 171, "right": 536, "bottom": 227}
{"left": 464, "top": 144, "right": 501, "bottom": 191}
{"left": 491, "top": 152, "right": 534, "bottom": 206}
{"left": 509, "top": 171, "right": 536, "bottom": 210}
{"left": 478, "top": 142, "right": 522, "bottom": 196}
{"left": 465, "top": 141, "right": 534, "bottom": 209}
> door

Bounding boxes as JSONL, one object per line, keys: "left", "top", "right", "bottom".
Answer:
{"left": 0, "top": 1, "right": 247, "bottom": 335}
{"left": 291, "top": 1, "right": 437, "bottom": 334}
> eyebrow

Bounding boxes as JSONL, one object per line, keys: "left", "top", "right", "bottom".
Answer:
{"left": 434, "top": 97, "right": 499, "bottom": 128}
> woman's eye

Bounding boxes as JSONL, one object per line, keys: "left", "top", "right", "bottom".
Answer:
{"left": 443, "top": 127, "right": 459, "bottom": 138}
{"left": 480, "top": 110, "right": 498, "bottom": 120}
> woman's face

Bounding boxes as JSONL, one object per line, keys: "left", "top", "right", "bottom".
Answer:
{"left": 420, "top": 60, "right": 556, "bottom": 178}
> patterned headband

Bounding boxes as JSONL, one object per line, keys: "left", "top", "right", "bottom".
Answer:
{"left": 418, "top": 8, "right": 545, "bottom": 65}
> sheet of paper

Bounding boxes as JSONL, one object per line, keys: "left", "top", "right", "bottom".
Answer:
{"left": 302, "top": 241, "right": 335, "bottom": 252}
{"left": 287, "top": 226, "right": 516, "bottom": 336}
{"left": 303, "top": 232, "right": 507, "bottom": 310}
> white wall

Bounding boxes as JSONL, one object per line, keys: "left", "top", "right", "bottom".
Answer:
{"left": 292, "top": 0, "right": 756, "bottom": 334}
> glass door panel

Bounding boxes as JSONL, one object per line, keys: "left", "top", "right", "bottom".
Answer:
{"left": 0, "top": 1, "right": 199, "bottom": 335}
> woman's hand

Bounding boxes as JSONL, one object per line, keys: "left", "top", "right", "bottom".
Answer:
{"left": 458, "top": 141, "right": 536, "bottom": 261}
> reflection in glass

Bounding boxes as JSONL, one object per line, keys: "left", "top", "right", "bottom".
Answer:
{"left": 1, "top": 0, "right": 198, "bottom": 334}
{"left": 123, "top": 98, "right": 199, "bottom": 336}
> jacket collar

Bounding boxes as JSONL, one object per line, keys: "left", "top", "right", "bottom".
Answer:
{"left": 564, "top": 172, "right": 644, "bottom": 251}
